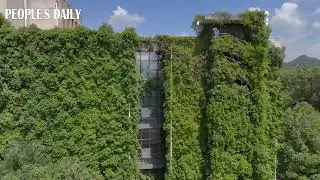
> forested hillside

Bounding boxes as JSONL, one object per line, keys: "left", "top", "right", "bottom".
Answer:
{"left": 278, "top": 66, "right": 320, "bottom": 179}
{"left": 284, "top": 55, "right": 320, "bottom": 68}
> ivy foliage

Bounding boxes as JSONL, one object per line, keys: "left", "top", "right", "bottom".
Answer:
{"left": 195, "top": 11, "right": 284, "bottom": 179}
{"left": 0, "top": 11, "right": 288, "bottom": 179}
{"left": 0, "top": 20, "right": 142, "bottom": 178}
{"left": 207, "top": 35, "right": 253, "bottom": 179}
{"left": 0, "top": 141, "right": 104, "bottom": 180}
{"left": 145, "top": 11, "right": 284, "bottom": 180}
{"left": 147, "top": 36, "right": 204, "bottom": 179}
{"left": 0, "top": 14, "right": 11, "bottom": 29}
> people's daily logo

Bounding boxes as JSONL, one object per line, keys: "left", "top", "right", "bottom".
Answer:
{"left": 5, "top": 9, "right": 81, "bottom": 20}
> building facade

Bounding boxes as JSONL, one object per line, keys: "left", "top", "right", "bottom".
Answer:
{"left": 270, "top": 38, "right": 283, "bottom": 49}
{"left": 0, "top": 0, "right": 80, "bottom": 29}
{"left": 136, "top": 46, "right": 165, "bottom": 177}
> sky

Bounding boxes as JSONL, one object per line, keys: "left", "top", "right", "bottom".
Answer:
{"left": 69, "top": 0, "right": 320, "bottom": 61}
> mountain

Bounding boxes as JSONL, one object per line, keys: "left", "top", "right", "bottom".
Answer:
{"left": 284, "top": 55, "right": 320, "bottom": 68}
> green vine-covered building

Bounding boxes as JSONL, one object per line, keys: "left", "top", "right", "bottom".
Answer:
{"left": 0, "top": 10, "right": 284, "bottom": 180}
{"left": 137, "top": 11, "right": 283, "bottom": 179}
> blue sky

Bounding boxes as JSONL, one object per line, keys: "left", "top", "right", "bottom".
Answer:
{"left": 69, "top": 0, "right": 320, "bottom": 61}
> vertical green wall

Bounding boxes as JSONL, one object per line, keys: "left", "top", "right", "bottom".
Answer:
{"left": 0, "top": 24, "right": 142, "bottom": 179}
{"left": 161, "top": 11, "right": 284, "bottom": 179}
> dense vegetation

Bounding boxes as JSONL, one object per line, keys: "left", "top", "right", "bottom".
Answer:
{"left": 0, "top": 12, "right": 319, "bottom": 180}
{"left": 278, "top": 103, "right": 320, "bottom": 180}
{"left": 158, "top": 11, "right": 286, "bottom": 179}
{"left": 0, "top": 18, "right": 142, "bottom": 179}
{"left": 281, "top": 66, "right": 320, "bottom": 110}
{"left": 158, "top": 36, "right": 203, "bottom": 179}
{"left": 278, "top": 66, "right": 320, "bottom": 179}
{"left": 193, "top": 11, "right": 283, "bottom": 179}
{"left": 0, "top": 141, "right": 104, "bottom": 179}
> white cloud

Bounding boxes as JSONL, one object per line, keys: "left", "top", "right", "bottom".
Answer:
{"left": 314, "top": 8, "right": 320, "bottom": 15}
{"left": 248, "top": 7, "right": 261, "bottom": 12}
{"left": 272, "top": 2, "right": 303, "bottom": 27}
{"left": 178, "top": 32, "right": 192, "bottom": 36}
{"left": 312, "top": 21, "right": 320, "bottom": 28}
{"left": 270, "top": 2, "right": 320, "bottom": 60}
{"left": 108, "top": 6, "right": 144, "bottom": 31}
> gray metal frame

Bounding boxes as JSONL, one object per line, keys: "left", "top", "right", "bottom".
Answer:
{"left": 136, "top": 49, "right": 164, "bottom": 170}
